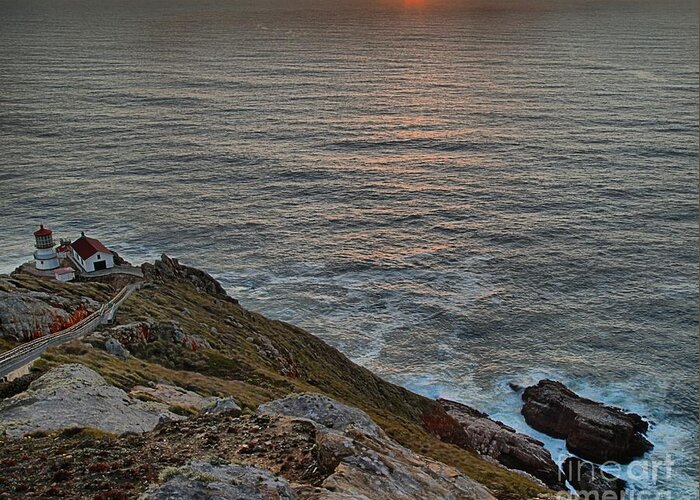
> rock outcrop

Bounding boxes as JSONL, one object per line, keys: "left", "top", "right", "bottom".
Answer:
{"left": 105, "top": 336, "right": 130, "bottom": 359}
{"left": 202, "top": 396, "right": 242, "bottom": 416}
{"left": 142, "top": 461, "right": 294, "bottom": 499}
{"left": 111, "top": 250, "right": 131, "bottom": 266}
{"left": 130, "top": 383, "right": 218, "bottom": 411}
{"left": 435, "top": 398, "right": 564, "bottom": 489}
{"left": 316, "top": 427, "right": 496, "bottom": 499}
{"left": 0, "top": 285, "right": 74, "bottom": 340}
{"left": 258, "top": 392, "right": 384, "bottom": 439}
{"left": 562, "top": 457, "right": 626, "bottom": 499}
{"left": 247, "top": 328, "right": 301, "bottom": 378}
{"left": 0, "top": 364, "right": 184, "bottom": 437}
{"left": 142, "top": 254, "right": 235, "bottom": 302}
{"left": 260, "top": 393, "right": 497, "bottom": 500}
{"left": 522, "top": 380, "right": 653, "bottom": 463}
{"left": 95, "top": 320, "right": 212, "bottom": 352}
{"left": 0, "top": 277, "right": 102, "bottom": 340}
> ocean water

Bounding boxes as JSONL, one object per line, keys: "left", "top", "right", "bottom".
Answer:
{"left": 1, "top": 0, "right": 697, "bottom": 496}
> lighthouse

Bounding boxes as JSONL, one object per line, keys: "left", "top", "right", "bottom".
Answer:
{"left": 34, "top": 224, "right": 60, "bottom": 270}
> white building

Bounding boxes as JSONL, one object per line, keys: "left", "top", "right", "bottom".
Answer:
{"left": 70, "top": 232, "right": 115, "bottom": 273}
{"left": 34, "top": 225, "right": 60, "bottom": 271}
{"left": 56, "top": 238, "right": 72, "bottom": 258}
{"left": 54, "top": 267, "right": 75, "bottom": 282}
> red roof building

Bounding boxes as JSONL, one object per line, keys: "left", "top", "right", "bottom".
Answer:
{"left": 71, "top": 234, "right": 110, "bottom": 260}
{"left": 54, "top": 267, "right": 75, "bottom": 283}
{"left": 70, "top": 232, "right": 114, "bottom": 273}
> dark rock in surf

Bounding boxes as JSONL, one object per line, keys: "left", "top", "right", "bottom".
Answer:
{"left": 522, "top": 379, "right": 653, "bottom": 463}
{"left": 562, "top": 456, "right": 626, "bottom": 499}
{"left": 426, "top": 398, "right": 565, "bottom": 489}
{"left": 508, "top": 382, "right": 524, "bottom": 393}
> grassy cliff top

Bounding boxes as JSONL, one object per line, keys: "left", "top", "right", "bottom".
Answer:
{"left": 1, "top": 263, "right": 550, "bottom": 499}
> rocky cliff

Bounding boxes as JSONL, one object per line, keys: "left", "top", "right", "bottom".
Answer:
{"left": 434, "top": 399, "right": 564, "bottom": 490}
{"left": 0, "top": 256, "right": 624, "bottom": 499}
{"left": 0, "top": 366, "right": 497, "bottom": 499}
{"left": 0, "top": 277, "right": 106, "bottom": 341}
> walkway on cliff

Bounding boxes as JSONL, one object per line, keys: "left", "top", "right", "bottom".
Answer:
{"left": 18, "top": 262, "right": 143, "bottom": 279}
{"left": 81, "top": 266, "right": 143, "bottom": 278}
{"left": 0, "top": 283, "right": 141, "bottom": 382}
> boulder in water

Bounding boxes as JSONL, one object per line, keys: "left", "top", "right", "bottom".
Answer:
{"left": 563, "top": 456, "right": 626, "bottom": 499}
{"left": 521, "top": 379, "right": 653, "bottom": 463}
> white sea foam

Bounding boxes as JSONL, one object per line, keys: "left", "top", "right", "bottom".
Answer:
{"left": 398, "top": 370, "right": 699, "bottom": 498}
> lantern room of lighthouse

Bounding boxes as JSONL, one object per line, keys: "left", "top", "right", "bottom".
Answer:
{"left": 34, "top": 225, "right": 60, "bottom": 270}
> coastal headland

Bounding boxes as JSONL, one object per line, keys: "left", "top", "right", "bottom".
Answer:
{"left": 0, "top": 255, "right": 653, "bottom": 499}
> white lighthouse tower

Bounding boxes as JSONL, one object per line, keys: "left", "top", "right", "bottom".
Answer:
{"left": 34, "top": 224, "right": 60, "bottom": 271}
